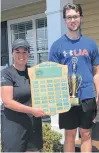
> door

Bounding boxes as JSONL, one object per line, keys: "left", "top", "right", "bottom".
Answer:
{"left": 1, "top": 21, "right": 9, "bottom": 66}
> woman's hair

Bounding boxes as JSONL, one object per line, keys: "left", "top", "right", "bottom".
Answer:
{"left": 63, "top": 3, "right": 83, "bottom": 19}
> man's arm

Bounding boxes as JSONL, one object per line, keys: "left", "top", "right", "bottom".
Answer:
{"left": 93, "top": 65, "right": 99, "bottom": 105}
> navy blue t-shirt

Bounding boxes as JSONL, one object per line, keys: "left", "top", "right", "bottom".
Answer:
{"left": 49, "top": 34, "right": 99, "bottom": 100}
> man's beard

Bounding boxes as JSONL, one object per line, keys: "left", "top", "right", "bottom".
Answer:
{"left": 68, "top": 25, "right": 81, "bottom": 32}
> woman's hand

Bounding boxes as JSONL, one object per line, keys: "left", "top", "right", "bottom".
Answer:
{"left": 32, "top": 108, "right": 46, "bottom": 117}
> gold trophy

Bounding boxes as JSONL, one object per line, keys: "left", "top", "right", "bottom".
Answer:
{"left": 68, "top": 57, "right": 82, "bottom": 105}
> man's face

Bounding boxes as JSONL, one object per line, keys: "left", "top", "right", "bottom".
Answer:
{"left": 65, "top": 9, "right": 82, "bottom": 32}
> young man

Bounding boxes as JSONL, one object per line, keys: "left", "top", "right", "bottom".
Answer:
{"left": 49, "top": 3, "right": 99, "bottom": 152}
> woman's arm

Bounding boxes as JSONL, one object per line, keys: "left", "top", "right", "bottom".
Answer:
{"left": 1, "top": 86, "right": 45, "bottom": 117}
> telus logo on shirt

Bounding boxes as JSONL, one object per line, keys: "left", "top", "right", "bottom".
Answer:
{"left": 63, "top": 49, "right": 89, "bottom": 57}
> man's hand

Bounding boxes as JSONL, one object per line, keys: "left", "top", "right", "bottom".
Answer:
{"left": 96, "top": 93, "right": 99, "bottom": 106}
{"left": 93, "top": 65, "right": 99, "bottom": 106}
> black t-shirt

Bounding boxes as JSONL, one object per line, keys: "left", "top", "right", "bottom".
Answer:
{"left": 1, "top": 66, "right": 43, "bottom": 149}
{"left": 1, "top": 65, "right": 31, "bottom": 106}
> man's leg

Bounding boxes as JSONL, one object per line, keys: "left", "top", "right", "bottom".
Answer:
{"left": 64, "top": 129, "right": 77, "bottom": 152}
{"left": 59, "top": 106, "right": 81, "bottom": 152}
{"left": 79, "top": 98, "right": 97, "bottom": 152}
{"left": 80, "top": 128, "right": 92, "bottom": 152}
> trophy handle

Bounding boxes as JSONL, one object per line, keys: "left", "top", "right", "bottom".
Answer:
{"left": 76, "top": 75, "right": 82, "bottom": 93}
{"left": 68, "top": 77, "right": 72, "bottom": 94}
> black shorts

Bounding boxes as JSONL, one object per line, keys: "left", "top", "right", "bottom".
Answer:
{"left": 1, "top": 109, "right": 43, "bottom": 152}
{"left": 59, "top": 98, "right": 97, "bottom": 130}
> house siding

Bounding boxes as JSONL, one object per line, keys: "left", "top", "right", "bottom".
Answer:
{"left": 1, "top": 0, "right": 46, "bottom": 22}
{"left": 74, "top": 0, "right": 99, "bottom": 47}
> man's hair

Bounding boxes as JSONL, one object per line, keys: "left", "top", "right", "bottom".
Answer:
{"left": 63, "top": 3, "right": 83, "bottom": 19}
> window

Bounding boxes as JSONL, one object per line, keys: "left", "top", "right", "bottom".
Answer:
{"left": 8, "top": 15, "right": 48, "bottom": 66}
{"left": 36, "top": 18, "right": 48, "bottom": 64}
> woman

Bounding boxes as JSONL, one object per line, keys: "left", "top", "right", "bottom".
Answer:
{"left": 1, "top": 39, "right": 45, "bottom": 152}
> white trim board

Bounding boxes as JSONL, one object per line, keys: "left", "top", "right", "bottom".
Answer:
{"left": 7, "top": 13, "right": 47, "bottom": 65}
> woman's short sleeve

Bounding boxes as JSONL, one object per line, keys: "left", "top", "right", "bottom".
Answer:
{"left": 1, "top": 68, "right": 13, "bottom": 86}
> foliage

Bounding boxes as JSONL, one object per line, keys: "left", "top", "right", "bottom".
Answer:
{"left": 42, "top": 123, "right": 63, "bottom": 152}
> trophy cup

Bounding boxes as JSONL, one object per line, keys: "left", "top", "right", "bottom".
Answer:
{"left": 68, "top": 57, "right": 82, "bottom": 105}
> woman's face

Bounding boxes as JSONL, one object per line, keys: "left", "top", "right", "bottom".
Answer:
{"left": 12, "top": 48, "right": 29, "bottom": 66}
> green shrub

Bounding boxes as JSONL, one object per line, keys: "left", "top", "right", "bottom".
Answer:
{"left": 42, "top": 123, "right": 63, "bottom": 152}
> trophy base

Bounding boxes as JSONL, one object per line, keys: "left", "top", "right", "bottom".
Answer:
{"left": 70, "top": 97, "right": 80, "bottom": 106}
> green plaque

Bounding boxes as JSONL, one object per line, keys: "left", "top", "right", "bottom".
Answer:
{"left": 28, "top": 62, "right": 71, "bottom": 116}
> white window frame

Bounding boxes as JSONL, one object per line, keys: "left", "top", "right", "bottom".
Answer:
{"left": 7, "top": 13, "right": 47, "bottom": 65}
